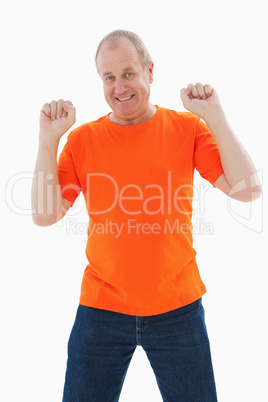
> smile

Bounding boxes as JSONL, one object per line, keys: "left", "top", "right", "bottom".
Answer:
{"left": 116, "top": 95, "right": 134, "bottom": 102}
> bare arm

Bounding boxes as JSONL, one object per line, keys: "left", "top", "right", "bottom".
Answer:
{"left": 205, "top": 111, "right": 262, "bottom": 201}
{"left": 31, "top": 99, "right": 75, "bottom": 226}
{"left": 180, "top": 83, "right": 262, "bottom": 202}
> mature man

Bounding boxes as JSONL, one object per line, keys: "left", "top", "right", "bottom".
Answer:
{"left": 32, "top": 30, "right": 262, "bottom": 401}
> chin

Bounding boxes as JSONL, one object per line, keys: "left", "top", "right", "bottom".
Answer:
{"left": 115, "top": 104, "right": 137, "bottom": 116}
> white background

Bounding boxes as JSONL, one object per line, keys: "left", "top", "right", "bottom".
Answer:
{"left": 1, "top": 0, "right": 267, "bottom": 401}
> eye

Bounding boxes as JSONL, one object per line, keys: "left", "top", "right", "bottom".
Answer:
{"left": 105, "top": 76, "right": 114, "bottom": 82}
{"left": 125, "top": 72, "right": 133, "bottom": 78}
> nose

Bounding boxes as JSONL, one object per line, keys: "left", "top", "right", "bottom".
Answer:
{"left": 114, "top": 78, "right": 127, "bottom": 95}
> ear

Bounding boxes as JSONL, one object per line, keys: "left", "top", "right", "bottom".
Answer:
{"left": 148, "top": 62, "right": 154, "bottom": 84}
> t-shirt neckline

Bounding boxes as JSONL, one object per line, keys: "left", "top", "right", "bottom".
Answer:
{"left": 105, "top": 105, "right": 160, "bottom": 131}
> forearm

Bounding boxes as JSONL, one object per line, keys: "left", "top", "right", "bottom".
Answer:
{"left": 31, "top": 137, "right": 63, "bottom": 226}
{"left": 204, "top": 109, "right": 262, "bottom": 199}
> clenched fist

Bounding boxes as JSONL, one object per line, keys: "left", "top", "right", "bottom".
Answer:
{"left": 180, "top": 83, "right": 222, "bottom": 120}
{"left": 39, "top": 99, "right": 76, "bottom": 142}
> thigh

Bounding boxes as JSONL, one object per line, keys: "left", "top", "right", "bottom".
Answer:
{"left": 62, "top": 305, "right": 136, "bottom": 402}
{"left": 142, "top": 299, "right": 218, "bottom": 402}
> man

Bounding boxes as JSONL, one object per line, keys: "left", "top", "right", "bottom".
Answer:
{"left": 32, "top": 30, "right": 262, "bottom": 401}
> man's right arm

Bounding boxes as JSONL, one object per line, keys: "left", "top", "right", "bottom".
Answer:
{"left": 31, "top": 99, "right": 76, "bottom": 226}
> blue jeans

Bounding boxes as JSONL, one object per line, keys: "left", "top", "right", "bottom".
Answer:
{"left": 62, "top": 298, "right": 217, "bottom": 401}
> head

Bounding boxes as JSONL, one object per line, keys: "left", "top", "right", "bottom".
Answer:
{"left": 95, "top": 30, "right": 155, "bottom": 125}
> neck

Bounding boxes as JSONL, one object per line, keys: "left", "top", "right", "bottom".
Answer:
{"left": 109, "top": 103, "right": 157, "bottom": 126}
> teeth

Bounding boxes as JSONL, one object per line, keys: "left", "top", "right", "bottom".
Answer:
{"left": 118, "top": 95, "right": 133, "bottom": 101}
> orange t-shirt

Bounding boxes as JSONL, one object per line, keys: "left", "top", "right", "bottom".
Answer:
{"left": 58, "top": 106, "right": 223, "bottom": 316}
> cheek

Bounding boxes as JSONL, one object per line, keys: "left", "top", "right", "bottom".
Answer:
{"left": 103, "top": 86, "right": 113, "bottom": 102}
{"left": 140, "top": 80, "right": 151, "bottom": 96}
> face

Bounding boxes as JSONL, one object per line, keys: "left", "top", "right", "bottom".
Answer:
{"left": 96, "top": 38, "right": 154, "bottom": 125}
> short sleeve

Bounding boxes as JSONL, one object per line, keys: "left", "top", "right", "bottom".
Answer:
{"left": 194, "top": 118, "right": 224, "bottom": 185}
{"left": 58, "top": 138, "right": 81, "bottom": 206}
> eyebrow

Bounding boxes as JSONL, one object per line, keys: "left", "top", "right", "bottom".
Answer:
{"left": 103, "top": 66, "right": 134, "bottom": 77}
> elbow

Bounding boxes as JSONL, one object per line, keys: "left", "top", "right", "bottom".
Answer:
{"left": 32, "top": 213, "right": 57, "bottom": 227}
{"left": 229, "top": 186, "right": 262, "bottom": 202}
{"left": 31, "top": 201, "right": 65, "bottom": 226}
{"left": 250, "top": 186, "right": 262, "bottom": 202}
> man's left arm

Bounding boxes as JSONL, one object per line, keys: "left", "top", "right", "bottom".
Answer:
{"left": 180, "top": 83, "right": 262, "bottom": 202}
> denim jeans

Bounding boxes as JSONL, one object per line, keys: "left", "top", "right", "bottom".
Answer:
{"left": 62, "top": 298, "right": 217, "bottom": 402}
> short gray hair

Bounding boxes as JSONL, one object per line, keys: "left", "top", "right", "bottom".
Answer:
{"left": 95, "top": 29, "right": 153, "bottom": 72}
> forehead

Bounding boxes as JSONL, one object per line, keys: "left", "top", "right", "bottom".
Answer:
{"left": 97, "top": 38, "right": 142, "bottom": 75}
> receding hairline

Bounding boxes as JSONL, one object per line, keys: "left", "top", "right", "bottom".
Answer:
{"left": 95, "top": 30, "right": 153, "bottom": 73}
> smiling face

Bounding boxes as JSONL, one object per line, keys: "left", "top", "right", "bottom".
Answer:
{"left": 96, "top": 38, "right": 155, "bottom": 125}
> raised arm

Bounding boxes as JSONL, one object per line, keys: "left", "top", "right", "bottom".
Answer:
{"left": 180, "top": 83, "right": 262, "bottom": 202}
{"left": 31, "top": 99, "right": 76, "bottom": 226}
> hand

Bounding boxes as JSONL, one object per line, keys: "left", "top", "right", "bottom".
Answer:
{"left": 39, "top": 99, "right": 76, "bottom": 142}
{"left": 180, "top": 83, "right": 222, "bottom": 120}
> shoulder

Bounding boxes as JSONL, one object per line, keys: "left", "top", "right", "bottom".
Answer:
{"left": 158, "top": 106, "right": 200, "bottom": 127}
{"left": 67, "top": 114, "right": 108, "bottom": 142}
